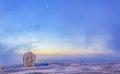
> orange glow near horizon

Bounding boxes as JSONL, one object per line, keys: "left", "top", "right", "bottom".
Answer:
{"left": 29, "top": 48, "right": 115, "bottom": 55}
{"left": 31, "top": 50, "right": 74, "bottom": 55}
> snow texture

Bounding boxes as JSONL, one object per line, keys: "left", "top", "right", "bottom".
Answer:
{"left": 0, "top": 62, "right": 120, "bottom": 74}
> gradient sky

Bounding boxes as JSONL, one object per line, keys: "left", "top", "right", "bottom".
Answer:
{"left": 0, "top": 0, "right": 120, "bottom": 64}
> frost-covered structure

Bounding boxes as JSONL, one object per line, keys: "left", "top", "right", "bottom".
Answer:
{"left": 23, "top": 52, "right": 36, "bottom": 68}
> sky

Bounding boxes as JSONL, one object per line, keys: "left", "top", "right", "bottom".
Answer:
{"left": 0, "top": 0, "right": 120, "bottom": 64}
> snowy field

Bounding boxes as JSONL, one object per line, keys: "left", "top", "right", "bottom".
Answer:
{"left": 0, "top": 62, "right": 120, "bottom": 74}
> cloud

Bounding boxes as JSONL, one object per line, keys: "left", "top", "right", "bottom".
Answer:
{"left": 0, "top": 32, "right": 116, "bottom": 55}
{"left": 0, "top": 43, "right": 22, "bottom": 64}
{"left": 108, "top": 24, "right": 120, "bottom": 52}
{"left": 0, "top": 27, "right": 118, "bottom": 64}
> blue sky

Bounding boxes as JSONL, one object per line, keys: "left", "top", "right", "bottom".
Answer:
{"left": 0, "top": 0, "right": 120, "bottom": 64}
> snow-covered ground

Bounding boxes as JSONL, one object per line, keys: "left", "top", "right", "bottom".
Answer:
{"left": 0, "top": 62, "right": 120, "bottom": 74}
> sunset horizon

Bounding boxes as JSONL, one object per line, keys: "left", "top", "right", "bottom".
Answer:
{"left": 0, "top": 0, "right": 120, "bottom": 66}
